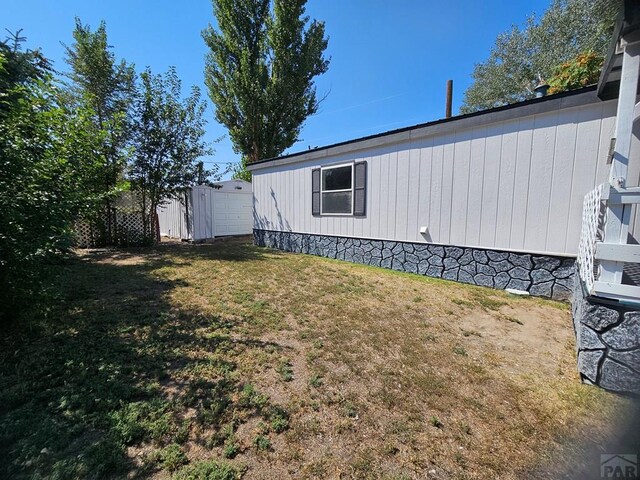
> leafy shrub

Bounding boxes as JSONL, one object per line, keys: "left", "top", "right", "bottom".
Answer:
{"left": 548, "top": 51, "right": 603, "bottom": 94}
{"left": 0, "top": 38, "right": 104, "bottom": 321}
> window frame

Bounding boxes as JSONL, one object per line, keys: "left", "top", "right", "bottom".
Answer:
{"left": 319, "top": 162, "right": 355, "bottom": 216}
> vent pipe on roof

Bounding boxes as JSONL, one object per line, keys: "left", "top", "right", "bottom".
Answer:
{"left": 445, "top": 79, "right": 453, "bottom": 118}
{"left": 534, "top": 83, "right": 550, "bottom": 97}
{"left": 534, "top": 74, "right": 549, "bottom": 97}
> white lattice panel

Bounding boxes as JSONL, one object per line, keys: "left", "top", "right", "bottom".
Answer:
{"left": 75, "top": 205, "right": 157, "bottom": 248}
{"left": 577, "top": 184, "right": 606, "bottom": 293}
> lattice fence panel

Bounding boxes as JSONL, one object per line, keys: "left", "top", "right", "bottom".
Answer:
{"left": 75, "top": 202, "right": 157, "bottom": 248}
{"left": 577, "top": 183, "right": 606, "bottom": 293}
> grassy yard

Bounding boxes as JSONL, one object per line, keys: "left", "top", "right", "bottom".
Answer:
{"left": 0, "top": 238, "right": 637, "bottom": 479}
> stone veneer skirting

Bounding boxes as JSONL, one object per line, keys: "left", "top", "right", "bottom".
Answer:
{"left": 572, "top": 273, "right": 640, "bottom": 395}
{"left": 253, "top": 229, "right": 575, "bottom": 301}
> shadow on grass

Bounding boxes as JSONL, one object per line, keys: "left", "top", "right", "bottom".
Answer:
{"left": 0, "top": 241, "right": 286, "bottom": 479}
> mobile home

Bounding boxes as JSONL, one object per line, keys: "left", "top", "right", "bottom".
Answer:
{"left": 247, "top": 3, "right": 640, "bottom": 394}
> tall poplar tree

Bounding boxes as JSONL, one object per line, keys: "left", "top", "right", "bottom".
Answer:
{"left": 203, "top": 0, "right": 329, "bottom": 178}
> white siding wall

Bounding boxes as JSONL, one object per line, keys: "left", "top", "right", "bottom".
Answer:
{"left": 158, "top": 195, "right": 190, "bottom": 240}
{"left": 253, "top": 97, "right": 640, "bottom": 256}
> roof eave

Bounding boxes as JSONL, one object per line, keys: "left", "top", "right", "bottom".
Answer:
{"left": 598, "top": 0, "right": 640, "bottom": 100}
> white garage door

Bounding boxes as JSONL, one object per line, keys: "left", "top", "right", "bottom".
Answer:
{"left": 212, "top": 191, "right": 253, "bottom": 236}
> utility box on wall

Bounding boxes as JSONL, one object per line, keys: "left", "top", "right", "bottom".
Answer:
{"left": 157, "top": 181, "right": 253, "bottom": 241}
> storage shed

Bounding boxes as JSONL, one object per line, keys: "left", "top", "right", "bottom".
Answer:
{"left": 157, "top": 180, "right": 253, "bottom": 241}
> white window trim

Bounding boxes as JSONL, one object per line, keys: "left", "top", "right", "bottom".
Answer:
{"left": 320, "top": 162, "right": 354, "bottom": 216}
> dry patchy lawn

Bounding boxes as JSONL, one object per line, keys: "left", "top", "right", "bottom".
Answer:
{"left": 1, "top": 238, "right": 637, "bottom": 479}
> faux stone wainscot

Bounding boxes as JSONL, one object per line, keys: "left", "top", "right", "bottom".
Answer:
{"left": 253, "top": 229, "right": 575, "bottom": 301}
{"left": 572, "top": 273, "right": 640, "bottom": 395}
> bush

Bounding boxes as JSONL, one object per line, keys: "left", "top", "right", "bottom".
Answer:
{"left": 548, "top": 51, "right": 603, "bottom": 94}
{"left": 0, "top": 40, "right": 103, "bottom": 321}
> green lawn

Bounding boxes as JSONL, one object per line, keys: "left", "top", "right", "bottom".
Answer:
{"left": 0, "top": 238, "right": 634, "bottom": 479}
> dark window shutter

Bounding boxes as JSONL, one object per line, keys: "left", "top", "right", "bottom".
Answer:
{"left": 354, "top": 161, "right": 367, "bottom": 216}
{"left": 312, "top": 168, "right": 321, "bottom": 216}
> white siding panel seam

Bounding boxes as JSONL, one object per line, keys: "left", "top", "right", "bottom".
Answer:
{"left": 426, "top": 140, "right": 434, "bottom": 242}
{"left": 415, "top": 145, "right": 423, "bottom": 241}
{"left": 448, "top": 137, "right": 458, "bottom": 244}
{"left": 514, "top": 118, "right": 535, "bottom": 249}
{"left": 506, "top": 120, "right": 520, "bottom": 248}
{"left": 488, "top": 123, "right": 504, "bottom": 248}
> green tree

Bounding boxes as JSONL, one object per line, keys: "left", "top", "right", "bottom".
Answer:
{"left": 130, "top": 67, "right": 214, "bottom": 238}
{"left": 63, "top": 18, "right": 135, "bottom": 239}
{"left": 202, "top": 0, "right": 329, "bottom": 176}
{"left": 0, "top": 35, "right": 104, "bottom": 320}
{"left": 461, "top": 0, "right": 618, "bottom": 114}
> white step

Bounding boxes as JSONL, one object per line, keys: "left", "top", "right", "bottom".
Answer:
{"left": 595, "top": 242, "right": 640, "bottom": 263}
{"left": 593, "top": 281, "right": 640, "bottom": 303}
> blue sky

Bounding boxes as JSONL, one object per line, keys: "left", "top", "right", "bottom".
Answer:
{"left": 4, "top": 0, "right": 549, "bottom": 178}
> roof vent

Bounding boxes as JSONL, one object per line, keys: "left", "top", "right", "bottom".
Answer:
{"left": 534, "top": 75, "right": 549, "bottom": 98}
{"left": 534, "top": 83, "right": 549, "bottom": 98}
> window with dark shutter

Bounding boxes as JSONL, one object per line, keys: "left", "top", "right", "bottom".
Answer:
{"left": 353, "top": 161, "right": 367, "bottom": 216}
{"left": 313, "top": 162, "right": 367, "bottom": 216}
{"left": 312, "top": 168, "right": 321, "bottom": 216}
{"left": 321, "top": 164, "right": 352, "bottom": 214}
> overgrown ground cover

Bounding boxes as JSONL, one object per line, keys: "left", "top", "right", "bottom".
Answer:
{"left": 1, "top": 238, "right": 637, "bottom": 479}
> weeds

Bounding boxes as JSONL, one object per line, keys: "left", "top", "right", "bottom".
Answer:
{"left": 308, "top": 374, "right": 323, "bottom": 388}
{"left": 459, "top": 421, "right": 472, "bottom": 435}
{"left": 453, "top": 345, "right": 468, "bottom": 357}
{"left": 156, "top": 443, "right": 187, "bottom": 471}
{"left": 223, "top": 436, "right": 240, "bottom": 459}
{"left": 173, "top": 460, "right": 240, "bottom": 480}
{"left": 238, "top": 383, "right": 269, "bottom": 410}
{"left": 276, "top": 359, "right": 294, "bottom": 382}
{"left": 254, "top": 434, "right": 270, "bottom": 451}
{"left": 429, "top": 415, "right": 443, "bottom": 428}
{"left": 268, "top": 406, "right": 290, "bottom": 433}
{"left": 501, "top": 314, "right": 524, "bottom": 325}
{"left": 343, "top": 401, "right": 358, "bottom": 419}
